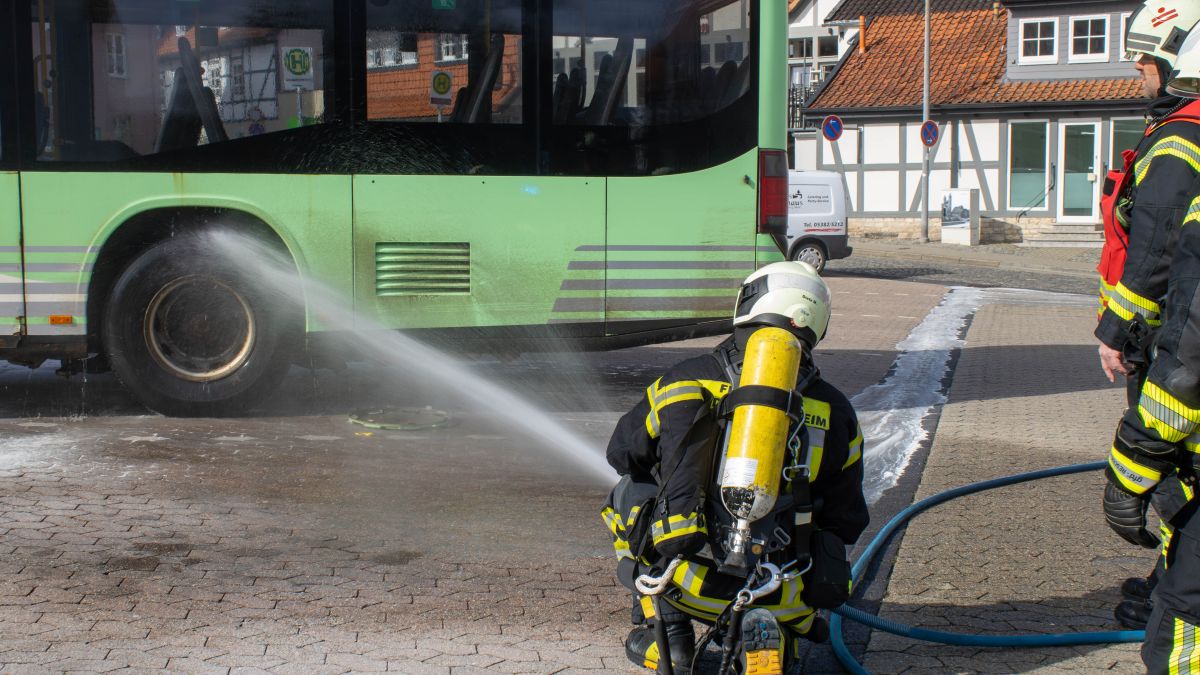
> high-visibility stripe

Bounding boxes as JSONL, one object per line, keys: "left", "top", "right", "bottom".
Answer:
{"left": 1184, "top": 197, "right": 1200, "bottom": 227}
{"left": 644, "top": 377, "right": 730, "bottom": 438}
{"left": 1169, "top": 615, "right": 1199, "bottom": 675}
{"left": 1135, "top": 136, "right": 1200, "bottom": 184}
{"left": 1113, "top": 282, "right": 1161, "bottom": 316}
{"left": 844, "top": 426, "right": 864, "bottom": 469}
{"left": 1108, "top": 449, "right": 1163, "bottom": 495}
{"left": 1139, "top": 381, "right": 1200, "bottom": 442}
{"left": 651, "top": 512, "right": 705, "bottom": 544}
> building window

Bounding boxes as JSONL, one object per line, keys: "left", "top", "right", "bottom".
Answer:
{"left": 1069, "top": 15, "right": 1108, "bottom": 63}
{"left": 788, "top": 37, "right": 813, "bottom": 59}
{"left": 714, "top": 38, "right": 744, "bottom": 63}
{"left": 1112, "top": 118, "right": 1145, "bottom": 169}
{"left": 437, "top": 34, "right": 469, "bottom": 62}
{"left": 367, "top": 31, "right": 418, "bottom": 70}
{"left": 1009, "top": 121, "right": 1048, "bottom": 209}
{"left": 1019, "top": 18, "right": 1057, "bottom": 64}
{"left": 817, "top": 35, "right": 839, "bottom": 58}
{"left": 1120, "top": 13, "right": 1133, "bottom": 61}
{"left": 106, "top": 33, "right": 127, "bottom": 78}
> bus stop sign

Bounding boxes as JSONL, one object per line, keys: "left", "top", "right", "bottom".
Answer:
{"left": 920, "top": 120, "right": 940, "bottom": 148}
{"left": 821, "top": 115, "right": 843, "bottom": 142}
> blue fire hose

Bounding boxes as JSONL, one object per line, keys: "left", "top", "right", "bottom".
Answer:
{"left": 829, "top": 461, "right": 1146, "bottom": 674}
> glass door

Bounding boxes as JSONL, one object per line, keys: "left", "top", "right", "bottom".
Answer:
{"left": 1058, "top": 121, "right": 1100, "bottom": 222}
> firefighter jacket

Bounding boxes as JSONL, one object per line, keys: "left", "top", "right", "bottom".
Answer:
{"left": 604, "top": 336, "right": 869, "bottom": 565}
{"left": 1096, "top": 96, "right": 1200, "bottom": 353}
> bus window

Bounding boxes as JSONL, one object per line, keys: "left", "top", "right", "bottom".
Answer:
{"left": 28, "top": 0, "right": 336, "bottom": 162}
{"left": 551, "top": 0, "right": 751, "bottom": 128}
{"left": 366, "top": 0, "right": 523, "bottom": 124}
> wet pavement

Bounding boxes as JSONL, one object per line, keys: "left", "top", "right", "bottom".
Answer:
{"left": 0, "top": 250, "right": 1153, "bottom": 674}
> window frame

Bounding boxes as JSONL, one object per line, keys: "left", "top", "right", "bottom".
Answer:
{"left": 1007, "top": 119, "right": 1050, "bottom": 210}
{"left": 1067, "top": 14, "right": 1108, "bottom": 64}
{"left": 1120, "top": 13, "right": 1133, "bottom": 61}
{"left": 105, "top": 32, "right": 128, "bottom": 79}
{"left": 1018, "top": 17, "right": 1058, "bottom": 65}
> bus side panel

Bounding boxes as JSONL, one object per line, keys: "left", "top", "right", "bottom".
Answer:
{"left": 17, "top": 172, "right": 353, "bottom": 336}
{"left": 351, "top": 176, "right": 605, "bottom": 331}
{"left": 605, "top": 150, "right": 758, "bottom": 335}
{"left": 0, "top": 172, "right": 22, "bottom": 340}
{"left": 758, "top": 0, "right": 787, "bottom": 152}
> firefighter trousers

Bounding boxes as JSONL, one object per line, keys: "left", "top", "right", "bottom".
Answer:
{"left": 1143, "top": 521, "right": 1200, "bottom": 674}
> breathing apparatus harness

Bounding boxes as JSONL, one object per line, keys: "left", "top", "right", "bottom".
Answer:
{"left": 1099, "top": 96, "right": 1200, "bottom": 348}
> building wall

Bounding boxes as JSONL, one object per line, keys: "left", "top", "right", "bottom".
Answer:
{"left": 796, "top": 109, "right": 1142, "bottom": 241}
{"left": 1005, "top": 1, "right": 1139, "bottom": 81}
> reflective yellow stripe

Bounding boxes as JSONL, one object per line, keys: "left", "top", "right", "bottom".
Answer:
{"left": 643, "top": 640, "right": 660, "bottom": 669}
{"left": 671, "top": 559, "right": 709, "bottom": 596}
{"left": 1184, "top": 197, "right": 1200, "bottom": 227}
{"left": 1135, "top": 136, "right": 1200, "bottom": 184}
{"left": 651, "top": 512, "right": 705, "bottom": 544}
{"left": 1140, "top": 381, "right": 1200, "bottom": 442}
{"left": 1098, "top": 277, "right": 1116, "bottom": 318}
{"left": 1169, "top": 614, "right": 1199, "bottom": 675}
{"left": 1105, "top": 283, "right": 1162, "bottom": 325}
{"left": 843, "top": 426, "right": 864, "bottom": 469}
{"left": 644, "top": 378, "right": 730, "bottom": 439}
{"left": 1108, "top": 448, "right": 1163, "bottom": 495}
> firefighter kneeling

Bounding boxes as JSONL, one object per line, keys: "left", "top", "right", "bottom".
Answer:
{"left": 602, "top": 262, "right": 869, "bottom": 674}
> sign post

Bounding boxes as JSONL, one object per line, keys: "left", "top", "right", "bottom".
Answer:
{"left": 430, "top": 70, "right": 453, "bottom": 122}
{"left": 281, "top": 47, "right": 314, "bottom": 128}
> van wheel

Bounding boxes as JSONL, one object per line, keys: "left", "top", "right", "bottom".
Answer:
{"left": 790, "top": 241, "right": 828, "bottom": 274}
{"left": 102, "top": 236, "right": 298, "bottom": 417}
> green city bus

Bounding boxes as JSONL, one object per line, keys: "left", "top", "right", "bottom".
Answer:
{"left": 0, "top": 0, "right": 788, "bottom": 416}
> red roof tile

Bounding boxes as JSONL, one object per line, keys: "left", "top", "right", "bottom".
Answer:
{"left": 808, "top": 0, "right": 1142, "bottom": 111}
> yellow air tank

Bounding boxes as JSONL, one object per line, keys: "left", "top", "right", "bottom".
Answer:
{"left": 718, "top": 326, "right": 803, "bottom": 573}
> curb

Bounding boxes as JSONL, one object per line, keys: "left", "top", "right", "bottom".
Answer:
{"left": 846, "top": 241, "right": 1098, "bottom": 280}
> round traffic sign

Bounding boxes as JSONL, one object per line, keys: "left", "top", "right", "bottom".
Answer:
{"left": 432, "top": 71, "right": 453, "bottom": 97}
{"left": 920, "top": 120, "right": 940, "bottom": 148}
{"left": 821, "top": 115, "right": 844, "bottom": 142}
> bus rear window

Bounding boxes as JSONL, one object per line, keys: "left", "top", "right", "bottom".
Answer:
{"left": 29, "top": 0, "right": 335, "bottom": 162}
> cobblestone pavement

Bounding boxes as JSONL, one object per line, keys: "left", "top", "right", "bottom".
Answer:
{"left": 826, "top": 238, "right": 1099, "bottom": 296}
{"left": 0, "top": 277, "right": 944, "bottom": 674}
{"left": 859, "top": 299, "right": 1154, "bottom": 673}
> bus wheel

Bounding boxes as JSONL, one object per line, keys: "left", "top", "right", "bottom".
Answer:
{"left": 102, "top": 236, "right": 297, "bottom": 417}
{"left": 790, "top": 241, "right": 828, "bottom": 274}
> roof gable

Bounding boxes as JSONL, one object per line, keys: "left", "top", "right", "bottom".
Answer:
{"left": 809, "top": 0, "right": 1141, "bottom": 111}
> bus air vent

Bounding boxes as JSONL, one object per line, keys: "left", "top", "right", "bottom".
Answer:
{"left": 375, "top": 242, "right": 471, "bottom": 296}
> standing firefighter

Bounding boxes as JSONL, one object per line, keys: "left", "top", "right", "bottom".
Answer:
{"left": 1095, "top": 1, "right": 1200, "bottom": 631}
{"left": 1116, "top": 32, "right": 1200, "bottom": 675}
{"left": 602, "top": 262, "right": 869, "bottom": 674}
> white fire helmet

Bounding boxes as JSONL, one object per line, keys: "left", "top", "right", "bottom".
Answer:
{"left": 1125, "top": 2, "right": 1200, "bottom": 65}
{"left": 1167, "top": 26, "right": 1200, "bottom": 97}
{"left": 733, "top": 261, "right": 831, "bottom": 348}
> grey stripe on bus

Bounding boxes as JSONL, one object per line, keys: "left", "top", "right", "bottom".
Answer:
{"left": 552, "top": 297, "right": 729, "bottom": 312}
{"left": 0, "top": 263, "right": 93, "bottom": 273}
{"left": 0, "top": 283, "right": 83, "bottom": 293}
{"left": 0, "top": 246, "right": 94, "bottom": 253}
{"left": 560, "top": 278, "right": 744, "bottom": 291}
{"left": 568, "top": 261, "right": 756, "bottom": 270}
{"left": 575, "top": 245, "right": 759, "bottom": 252}
{"left": 607, "top": 297, "right": 731, "bottom": 312}
{"left": 0, "top": 303, "right": 81, "bottom": 314}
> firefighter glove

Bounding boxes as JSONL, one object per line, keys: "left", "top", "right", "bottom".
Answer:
{"left": 1102, "top": 479, "right": 1160, "bottom": 549}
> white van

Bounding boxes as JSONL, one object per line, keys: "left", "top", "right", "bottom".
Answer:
{"left": 782, "top": 170, "right": 851, "bottom": 273}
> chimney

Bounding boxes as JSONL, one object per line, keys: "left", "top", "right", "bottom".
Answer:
{"left": 858, "top": 15, "right": 866, "bottom": 53}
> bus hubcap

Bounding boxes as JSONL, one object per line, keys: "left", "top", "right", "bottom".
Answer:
{"left": 144, "top": 277, "right": 256, "bottom": 382}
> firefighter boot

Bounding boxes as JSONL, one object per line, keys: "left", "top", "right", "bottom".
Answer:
{"left": 1120, "top": 574, "right": 1156, "bottom": 601}
{"left": 1114, "top": 598, "right": 1154, "bottom": 630}
{"left": 625, "top": 620, "right": 695, "bottom": 673}
{"left": 741, "top": 608, "right": 786, "bottom": 675}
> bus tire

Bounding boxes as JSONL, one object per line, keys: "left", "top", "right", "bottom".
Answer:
{"left": 102, "top": 236, "right": 298, "bottom": 417}
{"left": 790, "top": 240, "right": 828, "bottom": 274}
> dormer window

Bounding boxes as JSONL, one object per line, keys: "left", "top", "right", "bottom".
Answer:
{"left": 1069, "top": 15, "right": 1108, "bottom": 63}
{"left": 1019, "top": 18, "right": 1057, "bottom": 65}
